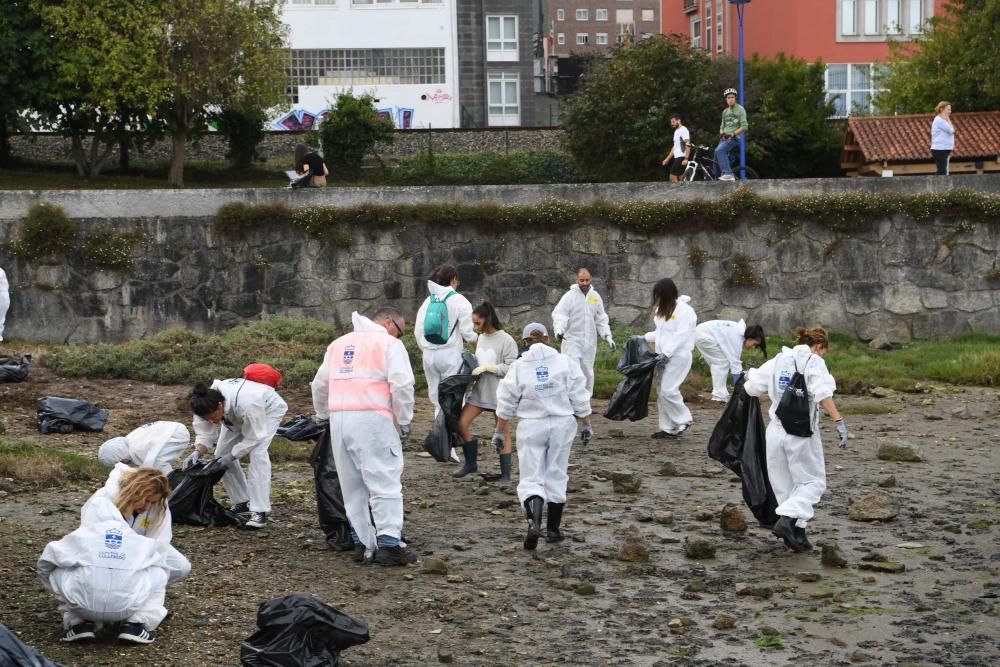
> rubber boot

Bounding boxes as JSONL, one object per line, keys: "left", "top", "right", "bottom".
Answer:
{"left": 772, "top": 516, "right": 810, "bottom": 552}
{"left": 794, "top": 525, "right": 813, "bottom": 552}
{"left": 523, "top": 496, "right": 544, "bottom": 550}
{"left": 499, "top": 453, "right": 512, "bottom": 487}
{"left": 452, "top": 438, "right": 479, "bottom": 478}
{"left": 546, "top": 502, "right": 565, "bottom": 542}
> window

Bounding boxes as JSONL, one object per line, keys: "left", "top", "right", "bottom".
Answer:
{"left": 825, "top": 63, "right": 886, "bottom": 117}
{"left": 864, "top": 0, "right": 878, "bottom": 34}
{"left": 704, "top": 1, "right": 712, "bottom": 52}
{"left": 596, "top": 33, "right": 608, "bottom": 45}
{"left": 887, "top": 0, "right": 901, "bottom": 32}
{"left": 596, "top": 8, "right": 608, "bottom": 21}
{"left": 716, "top": 0, "right": 723, "bottom": 53}
{"left": 557, "top": 32, "right": 565, "bottom": 45}
{"left": 486, "top": 16, "right": 518, "bottom": 61}
{"left": 287, "top": 48, "right": 446, "bottom": 102}
{"left": 576, "top": 33, "right": 589, "bottom": 45}
{"left": 576, "top": 9, "right": 589, "bottom": 20}
{"left": 841, "top": 0, "right": 856, "bottom": 35}
{"left": 351, "top": 0, "right": 441, "bottom": 4}
{"left": 908, "top": 0, "right": 922, "bottom": 33}
{"left": 488, "top": 72, "right": 519, "bottom": 126}
{"left": 690, "top": 17, "right": 701, "bottom": 49}
{"left": 557, "top": 8, "right": 565, "bottom": 20}
{"left": 641, "top": 9, "right": 653, "bottom": 21}
{"left": 288, "top": 0, "right": 338, "bottom": 5}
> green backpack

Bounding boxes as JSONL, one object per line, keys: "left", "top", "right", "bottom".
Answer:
{"left": 423, "top": 291, "right": 457, "bottom": 344}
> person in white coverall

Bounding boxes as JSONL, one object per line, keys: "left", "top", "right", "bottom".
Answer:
{"left": 644, "top": 278, "right": 697, "bottom": 438}
{"left": 311, "top": 307, "right": 417, "bottom": 566}
{"left": 189, "top": 373, "right": 288, "bottom": 529}
{"left": 38, "top": 467, "right": 189, "bottom": 645}
{"left": 550, "top": 268, "right": 615, "bottom": 442}
{"left": 0, "top": 266, "right": 9, "bottom": 342}
{"left": 496, "top": 323, "right": 591, "bottom": 550}
{"left": 695, "top": 320, "right": 767, "bottom": 402}
{"left": 98, "top": 421, "right": 192, "bottom": 474}
{"left": 744, "top": 326, "right": 849, "bottom": 552}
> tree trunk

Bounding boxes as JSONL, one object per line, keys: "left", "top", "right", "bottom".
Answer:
{"left": 70, "top": 135, "right": 87, "bottom": 178}
{"left": 169, "top": 128, "right": 187, "bottom": 187}
{"left": 118, "top": 136, "right": 130, "bottom": 173}
{"left": 0, "top": 123, "right": 11, "bottom": 166}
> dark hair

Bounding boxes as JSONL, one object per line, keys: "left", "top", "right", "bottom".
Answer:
{"left": 794, "top": 326, "right": 829, "bottom": 349}
{"left": 670, "top": 113, "right": 683, "bottom": 122}
{"left": 293, "top": 143, "right": 310, "bottom": 172}
{"left": 745, "top": 324, "right": 767, "bottom": 358}
{"left": 472, "top": 301, "right": 503, "bottom": 331}
{"left": 431, "top": 264, "right": 458, "bottom": 287}
{"left": 190, "top": 382, "right": 224, "bottom": 417}
{"left": 651, "top": 278, "right": 679, "bottom": 320}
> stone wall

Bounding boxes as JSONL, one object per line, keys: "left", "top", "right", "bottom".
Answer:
{"left": 1, "top": 176, "right": 998, "bottom": 344}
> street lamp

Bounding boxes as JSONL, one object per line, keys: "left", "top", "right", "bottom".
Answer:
{"left": 729, "top": 0, "right": 750, "bottom": 179}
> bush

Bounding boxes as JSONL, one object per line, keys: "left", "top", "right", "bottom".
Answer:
{"left": 5, "top": 203, "right": 78, "bottom": 259}
{"left": 320, "top": 91, "right": 394, "bottom": 179}
{"left": 79, "top": 229, "right": 147, "bottom": 272}
{"left": 384, "top": 150, "right": 581, "bottom": 186}
{"left": 215, "top": 108, "right": 268, "bottom": 169}
{"left": 0, "top": 442, "right": 106, "bottom": 487}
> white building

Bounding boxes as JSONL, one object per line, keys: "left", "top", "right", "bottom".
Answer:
{"left": 279, "top": 0, "right": 460, "bottom": 129}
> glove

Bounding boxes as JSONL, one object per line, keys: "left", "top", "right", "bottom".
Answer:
{"left": 472, "top": 364, "right": 498, "bottom": 376}
{"left": 554, "top": 328, "right": 564, "bottom": 342}
{"left": 605, "top": 335, "right": 617, "bottom": 352}
{"left": 835, "top": 419, "right": 849, "bottom": 448}
{"left": 580, "top": 424, "right": 594, "bottom": 445}
{"left": 491, "top": 430, "right": 505, "bottom": 453}
{"left": 215, "top": 453, "right": 236, "bottom": 466}
{"left": 731, "top": 372, "right": 743, "bottom": 385}
{"left": 183, "top": 450, "right": 200, "bottom": 469}
{"left": 657, "top": 354, "right": 669, "bottom": 367}
{"left": 400, "top": 424, "right": 412, "bottom": 444}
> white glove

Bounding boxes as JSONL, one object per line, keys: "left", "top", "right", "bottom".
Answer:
{"left": 215, "top": 452, "right": 236, "bottom": 466}
{"left": 400, "top": 424, "right": 412, "bottom": 444}
{"left": 554, "top": 328, "right": 564, "bottom": 342}
{"left": 491, "top": 430, "right": 505, "bottom": 452}
{"left": 605, "top": 335, "right": 617, "bottom": 352}
{"left": 580, "top": 424, "right": 594, "bottom": 444}
{"left": 183, "top": 450, "right": 200, "bottom": 469}
{"left": 472, "top": 364, "right": 498, "bottom": 376}
{"left": 835, "top": 419, "right": 849, "bottom": 448}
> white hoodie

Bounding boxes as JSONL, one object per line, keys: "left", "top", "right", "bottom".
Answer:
{"left": 745, "top": 344, "right": 837, "bottom": 429}
{"left": 192, "top": 378, "right": 288, "bottom": 457}
{"left": 643, "top": 295, "right": 697, "bottom": 358}
{"left": 551, "top": 284, "right": 612, "bottom": 353}
{"left": 496, "top": 343, "right": 592, "bottom": 421}
{"left": 414, "top": 280, "right": 477, "bottom": 351}
{"left": 695, "top": 319, "right": 747, "bottom": 374}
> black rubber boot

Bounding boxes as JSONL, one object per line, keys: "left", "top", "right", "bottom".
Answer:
{"left": 452, "top": 438, "right": 479, "bottom": 478}
{"left": 794, "top": 525, "right": 813, "bottom": 551}
{"left": 772, "top": 516, "right": 810, "bottom": 552}
{"left": 499, "top": 453, "right": 512, "bottom": 487}
{"left": 546, "top": 502, "right": 565, "bottom": 542}
{"left": 523, "top": 496, "right": 544, "bottom": 550}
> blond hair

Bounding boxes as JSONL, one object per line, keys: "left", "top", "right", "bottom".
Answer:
{"left": 794, "top": 326, "right": 829, "bottom": 349}
{"left": 115, "top": 467, "right": 170, "bottom": 530}
{"left": 935, "top": 101, "right": 951, "bottom": 114}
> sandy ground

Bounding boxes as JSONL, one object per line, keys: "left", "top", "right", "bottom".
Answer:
{"left": 1, "top": 363, "right": 998, "bottom": 666}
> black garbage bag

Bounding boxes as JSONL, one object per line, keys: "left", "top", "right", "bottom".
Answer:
{"left": 604, "top": 337, "right": 662, "bottom": 422}
{"left": 308, "top": 424, "right": 352, "bottom": 550}
{"left": 240, "top": 593, "right": 370, "bottom": 667}
{"left": 0, "top": 623, "right": 65, "bottom": 667}
{"left": 168, "top": 459, "right": 246, "bottom": 528}
{"left": 707, "top": 379, "right": 779, "bottom": 526}
{"left": 277, "top": 414, "right": 324, "bottom": 442}
{"left": 36, "top": 396, "right": 108, "bottom": 434}
{"left": 423, "top": 350, "right": 478, "bottom": 462}
{"left": 0, "top": 355, "right": 30, "bottom": 384}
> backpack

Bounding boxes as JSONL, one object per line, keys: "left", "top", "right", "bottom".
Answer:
{"left": 423, "top": 291, "right": 457, "bottom": 345}
{"left": 775, "top": 355, "right": 814, "bottom": 437}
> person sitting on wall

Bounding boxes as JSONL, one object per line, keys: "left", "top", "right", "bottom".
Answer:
{"left": 291, "top": 143, "right": 329, "bottom": 188}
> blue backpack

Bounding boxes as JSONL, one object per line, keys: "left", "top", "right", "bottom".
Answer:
{"left": 423, "top": 292, "right": 457, "bottom": 344}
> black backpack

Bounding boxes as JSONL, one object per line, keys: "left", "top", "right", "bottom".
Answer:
{"left": 775, "top": 355, "right": 813, "bottom": 437}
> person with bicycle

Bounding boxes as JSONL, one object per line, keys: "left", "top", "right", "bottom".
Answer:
{"left": 715, "top": 88, "right": 748, "bottom": 181}
{"left": 661, "top": 113, "right": 691, "bottom": 183}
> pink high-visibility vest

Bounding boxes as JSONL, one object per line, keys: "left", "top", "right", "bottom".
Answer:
{"left": 327, "top": 331, "right": 394, "bottom": 420}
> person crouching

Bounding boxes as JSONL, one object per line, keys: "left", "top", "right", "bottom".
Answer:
{"left": 496, "top": 323, "right": 591, "bottom": 550}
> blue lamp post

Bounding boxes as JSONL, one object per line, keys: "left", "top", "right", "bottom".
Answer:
{"left": 729, "top": 0, "right": 750, "bottom": 179}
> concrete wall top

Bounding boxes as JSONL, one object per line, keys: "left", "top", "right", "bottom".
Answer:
{"left": 1, "top": 174, "right": 999, "bottom": 221}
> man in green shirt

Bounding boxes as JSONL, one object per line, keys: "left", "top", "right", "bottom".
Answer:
{"left": 715, "top": 88, "right": 748, "bottom": 181}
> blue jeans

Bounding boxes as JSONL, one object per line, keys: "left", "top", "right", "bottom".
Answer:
{"left": 715, "top": 136, "right": 741, "bottom": 176}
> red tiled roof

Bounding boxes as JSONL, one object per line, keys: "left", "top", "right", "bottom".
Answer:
{"left": 845, "top": 111, "right": 1000, "bottom": 162}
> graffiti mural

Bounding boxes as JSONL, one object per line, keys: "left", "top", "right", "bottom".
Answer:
{"left": 272, "top": 108, "right": 330, "bottom": 131}
{"left": 397, "top": 108, "right": 414, "bottom": 129}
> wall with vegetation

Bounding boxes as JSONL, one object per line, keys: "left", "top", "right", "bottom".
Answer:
{"left": 1, "top": 177, "right": 998, "bottom": 344}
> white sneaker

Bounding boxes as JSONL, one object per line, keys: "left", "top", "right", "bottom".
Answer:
{"left": 719, "top": 174, "right": 736, "bottom": 181}
{"left": 246, "top": 512, "right": 268, "bottom": 529}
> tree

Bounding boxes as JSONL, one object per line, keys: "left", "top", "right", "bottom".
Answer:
{"left": 877, "top": 0, "right": 1000, "bottom": 113}
{"left": 319, "top": 92, "right": 395, "bottom": 180}
{"left": 161, "top": 0, "right": 288, "bottom": 186}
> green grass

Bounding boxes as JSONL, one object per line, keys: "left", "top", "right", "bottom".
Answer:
{"left": 0, "top": 159, "right": 289, "bottom": 190}
{"left": 0, "top": 441, "right": 107, "bottom": 486}
{"left": 270, "top": 437, "right": 313, "bottom": 463}
{"left": 838, "top": 402, "right": 897, "bottom": 415}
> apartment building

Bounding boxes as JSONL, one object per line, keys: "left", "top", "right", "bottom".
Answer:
{"left": 549, "top": 1, "right": 660, "bottom": 55}
{"left": 663, "top": 0, "right": 941, "bottom": 116}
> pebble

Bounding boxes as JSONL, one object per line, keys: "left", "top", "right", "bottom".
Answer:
{"left": 693, "top": 507, "right": 715, "bottom": 521}
{"left": 848, "top": 491, "right": 899, "bottom": 522}
{"left": 437, "top": 649, "right": 454, "bottom": 663}
{"left": 821, "top": 542, "right": 849, "bottom": 567}
{"left": 422, "top": 557, "right": 449, "bottom": 575}
{"left": 537, "top": 602, "right": 550, "bottom": 611}
{"left": 796, "top": 572, "right": 822, "bottom": 582}
{"left": 618, "top": 526, "right": 651, "bottom": 563}
{"left": 735, "top": 583, "right": 773, "bottom": 599}
{"left": 859, "top": 561, "right": 906, "bottom": 574}
{"left": 876, "top": 442, "right": 923, "bottom": 462}
{"left": 607, "top": 429, "right": 625, "bottom": 438}
{"left": 446, "top": 575, "right": 463, "bottom": 583}
{"left": 878, "top": 475, "right": 897, "bottom": 488}
{"left": 611, "top": 471, "right": 642, "bottom": 494}
{"left": 683, "top": 534, "right": 717, "bottom": 560}
{"left": 571, "top": 534, "right": 586, "bottom": 543}
{"left": 684, "top": 578, "right": 707, "bottom": 592}
{"left": 720, "top": 504, "right": 748, "bottom": 532}
{"left": 712, "top": 613, "right": 737, "bottom": 630}
{"left": 574, "top": 581, "right": 596, "bottom": 595}
{"left": 658, "top": 462, "right": 679, "bottom": 476}
{"left": 653, "top": 511, "right": 675, "bottom": 525}
{"left": 895, "top": 542, "right": 925, "bottom": 549}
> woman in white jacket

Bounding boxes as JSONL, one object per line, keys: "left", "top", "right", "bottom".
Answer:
{"left": 414, "top": 264, "right": 478, "bottom": 415}
{"left": 38, "top": 467, "right": 189, "bottom": 644}
{"left": 97, "top": 421, "right": 192, "bottom": 474}
{"left": 644, "top": 278, "right": 697, "bottom": 438}
{"left": 744, "top": 326, "right": 849, "bottom": 552}
{"left": 695, "top": 320, "right": 766, "bottom": 402}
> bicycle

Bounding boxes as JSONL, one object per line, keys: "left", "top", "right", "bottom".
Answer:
{"left": 680, "top": 143, "right": 758, "bottom": 182}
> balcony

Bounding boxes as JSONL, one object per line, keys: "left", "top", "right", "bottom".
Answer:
{"left": 683, "top": 0, "right": 698, "bottom": 13}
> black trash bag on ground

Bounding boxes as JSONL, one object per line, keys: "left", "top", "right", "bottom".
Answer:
{"left": 277, "top": 414, "right": 324, "bottom": 442}
{"left": 604, "top": 337, "right": 662, "bottom": 422}
{"left": 168, "top": 459, "right": 246, "bottom": 528}
{"left": 36, "top": 396, "right": 108, "bottom": 434}
{"left": 0, "top": 355, "right": 30, "bottom": 384}
{"left": 240, "top": 593, "right": 370, "bottom": 667}
{"left": 707, "top": 378, "right": 779, "bottom": 526}
{"left": 308, "top": 424, "right": 352, "bottom": 550}
{"left": 423, "top": 351, "right": 478, "bottom": 462}
{"left": 0, "top": 623, "right": 65, "bottom": 667}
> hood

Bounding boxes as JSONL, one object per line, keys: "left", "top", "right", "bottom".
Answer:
{"left": 522, "top": 342, "right": 559, "bottom": 362}
{"left": 569, "top": 283, "right": 592, "bottom": 296}
{"left": 427, "top": 280, "right": 453, "bottom": 298}
{"left": 785, "top": 345, "right": 817, "bottom": 366}
{"left": 351, "top": 311, "right": 389, "bottom": 334}
{"left": 98, "top": 437, "right": 130, "bottom": 467}
{"left": 678, "top": 295, "right": 691, "bottom": 304}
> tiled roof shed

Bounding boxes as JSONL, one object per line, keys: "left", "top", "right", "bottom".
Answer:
{"left": 841, "top": 111, "right": 1000, "bottom": 176}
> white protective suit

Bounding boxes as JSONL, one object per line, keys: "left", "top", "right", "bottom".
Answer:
{"left": 643, "top": 295, "right": 697, "bottom": 434}
{"left": 695, "top": 319, "right": 747, "bottom": 402}
{"left": 192, "top": 379, "right": 288, "bottom": 513}
{"left": 98, "top": 421, "right": 191, "bottom": 474}
{"left": 0, "top": 267, "right": 8, "bottom": 341}
{"left": 551, "top": 284, "right": 612, "bottom": 396}
{"left": 744, "top": 345, "right": 837, "bottom": 528}
{"left": 496, "top": 343, "right": 591, "bottom": 505}
{"left": 414, "top": 280, "right": 477, "bottom": 413}
{"left": 311, "top": 312, "right": 415, "bottom": 556}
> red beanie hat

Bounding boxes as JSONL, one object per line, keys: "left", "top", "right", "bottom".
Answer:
{"left": 244, "top": 363, "right": 282, "bottom": 388}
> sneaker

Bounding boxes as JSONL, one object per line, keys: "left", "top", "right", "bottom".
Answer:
{"left": 719, "top": 173, "right": 736, "bottom": 181}
{"left": 371, "top": 545, "right": 417, "bottom": 566}
{"left": 245, "top": 512, "right": 268, "bottom": 529}
{"left": 651, "top": 431, "right": 671, "bottom": 439}
{"left": 61, "top": 622, "right": 96, "bottom": 642}
{"left": 351, "top": 544, "right": 367, "bottom": 563}
{"left": 664, "top": 424, "right": 691, "bottom": 438}
{"left": 117, "top": 622, "right": 155, "bottom": 644}
{"left": 230, "top": 502, "right": 249, "bottom": 514}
